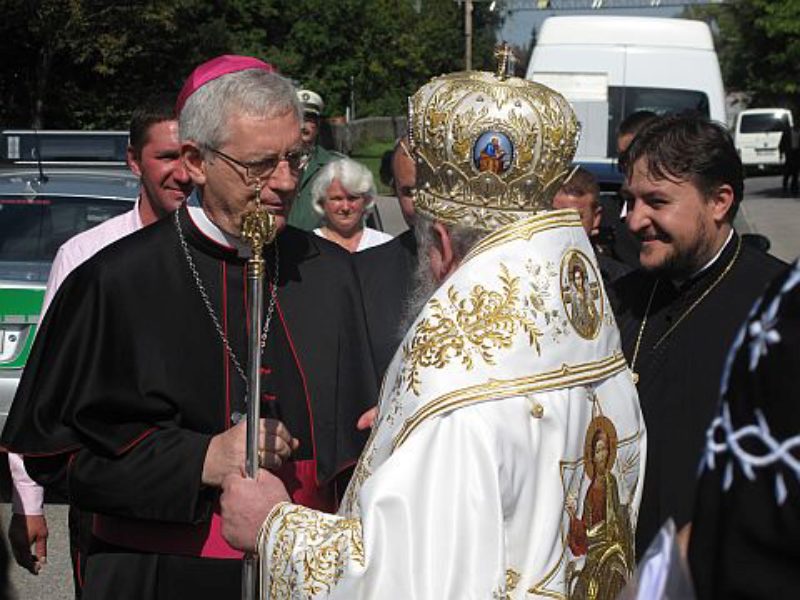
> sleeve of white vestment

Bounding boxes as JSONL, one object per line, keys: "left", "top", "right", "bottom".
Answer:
{"left": 258, "top": 403, "right": 507, "bottom": 599}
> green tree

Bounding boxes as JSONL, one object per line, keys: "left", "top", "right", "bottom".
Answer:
{"left": 260, "top": 0, "right": 499, "bottom": 118}
{"left": 0, "top": 0, "right": 499, "bottom": 128}
{"left": 685, "top": 0, "right": 800, "bottom": 112}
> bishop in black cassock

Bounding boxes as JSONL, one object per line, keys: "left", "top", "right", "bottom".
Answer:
{"left": 1, "top": 204, "right": 377, "bottom": 598}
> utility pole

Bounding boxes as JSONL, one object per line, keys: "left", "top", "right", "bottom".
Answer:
{"left": 465, "top": 0, "right": 473, "bottom": 70}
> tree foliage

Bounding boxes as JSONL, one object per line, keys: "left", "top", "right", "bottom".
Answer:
{"left": 684, "top": 0, "right": 800, "bottom": 112}
{"left": 0, "top": 0, "right": 499, "bottom": 129}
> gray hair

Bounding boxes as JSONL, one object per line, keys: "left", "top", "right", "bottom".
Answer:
{"left": 179, "top": 70, "right": 302, "bottom": 149}
{"left": 399, "top": 214, "right": 486, "bottom": 334}
{"left": 311, "top": 157, "right": 378, "bottom": 217}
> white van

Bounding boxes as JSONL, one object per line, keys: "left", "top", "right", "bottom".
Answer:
{"left": 734, "top": 108, "right": 793, "bottom": 172}
{"left": 526, "top": 16, "right": 726, "bottom": 188}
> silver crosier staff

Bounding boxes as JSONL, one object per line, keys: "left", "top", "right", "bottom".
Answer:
{"left": 239, "top": 184, "right": 278, "bottom": 600}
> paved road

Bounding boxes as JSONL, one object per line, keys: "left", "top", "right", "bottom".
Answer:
{"left": 2, "top": 175, "right": 798, "bottom": 599}
{"left": 740, "top": 174, "right": 800, "bottom": 263}
{"left": 1, "top": 504, "right": 72, "bottom": 600}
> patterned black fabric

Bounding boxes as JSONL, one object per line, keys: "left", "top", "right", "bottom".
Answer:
{"left": 689, "top": 258, "right": 800, "bottom": 599}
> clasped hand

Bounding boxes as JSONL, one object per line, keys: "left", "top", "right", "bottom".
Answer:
{"left": 202, "top": 418, "right": 299, "bottom": 487}
{"left": 221, "top": 468, "right": 289, "bottom": 552}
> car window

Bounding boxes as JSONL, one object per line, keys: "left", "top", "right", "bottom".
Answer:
{"left": 2, "top": 131, "right": 128, "bottom": 166}
{"left": 608, "top": 87, "right": 711, "bottom": 157}
{"left": 739, "top": 114, "right": 789, "bottom": 134}
{"left": 0, "top": 196, "right": 131, "bottom": 282}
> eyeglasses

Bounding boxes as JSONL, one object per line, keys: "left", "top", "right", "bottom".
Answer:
{"left": 206, "top": 145, "right": 311, "bottom": 182}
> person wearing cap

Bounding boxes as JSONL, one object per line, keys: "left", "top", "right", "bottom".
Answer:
{"left": 287, "top": 88, "right": 343, "bottom": 231}
{"left": 220, "top": 67, "right": 646, "bottom": 598}
{"left": 1, "top": 55, "right": 377, "bottom": 599}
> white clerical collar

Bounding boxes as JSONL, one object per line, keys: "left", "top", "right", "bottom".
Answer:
{"left": 186, "top": 190, "right": 250, "bottom": 255}
{"left": 672, "top": 229, "right": 735, "bottom": 287}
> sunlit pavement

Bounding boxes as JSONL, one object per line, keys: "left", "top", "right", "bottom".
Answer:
{"left": 740, "top": 174, "right": 800, "bottom": 263}
{"left": 1, "top": 503, "right": 73, "bottom": 600}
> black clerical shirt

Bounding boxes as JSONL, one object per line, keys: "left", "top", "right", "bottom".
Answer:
{"left": 612, "top": 232, "right": 786, "bottom": 557}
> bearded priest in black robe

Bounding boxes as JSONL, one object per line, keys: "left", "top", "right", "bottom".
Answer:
{"left": 611, "top": 115, "right": 787, "bottom": 557}
{"left": 0, "top": 56, "right": 377, "bottom": 599}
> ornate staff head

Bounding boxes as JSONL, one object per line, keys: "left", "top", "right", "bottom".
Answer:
{"left": 241, "top": 183, "right": 278, "bottom": 274}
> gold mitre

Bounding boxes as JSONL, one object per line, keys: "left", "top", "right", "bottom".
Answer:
{"left": 408, "top": 65, "right": 579, "bottom": 231}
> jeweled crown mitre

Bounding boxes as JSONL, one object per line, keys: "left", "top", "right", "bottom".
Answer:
{"left": 408, "top": 69, "right": 579, "bottom": 231}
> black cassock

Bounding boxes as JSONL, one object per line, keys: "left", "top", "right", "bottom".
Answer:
{"left": 0, "top": 206, "right": 377, "bottom": 599}
{"left": 353, "top": 228, "right": 418, "bottom": 381}
{"left": 689, "top": 258, "right": 800, "bottom": 599}
{"left": 611, "top": 233, "right": 786, "bottom": 557}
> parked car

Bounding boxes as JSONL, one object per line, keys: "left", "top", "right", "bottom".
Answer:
{"left": 0, "top": 168, "right": 138, "bottom": 431}
{"left": 734, "top": 108, "right": 793, "bottom": 174}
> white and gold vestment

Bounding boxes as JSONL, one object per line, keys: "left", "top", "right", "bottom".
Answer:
{"left": 258, "top": 210, "right": 646, "bottom": 599}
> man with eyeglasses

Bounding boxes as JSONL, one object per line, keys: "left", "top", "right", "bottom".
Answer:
{"left": 1, "top": 55, "right": 377, "bottom": 600}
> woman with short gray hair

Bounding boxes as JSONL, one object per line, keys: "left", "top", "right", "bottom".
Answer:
{"left": 311, "top": 158, "right": 392, "bottom": 252}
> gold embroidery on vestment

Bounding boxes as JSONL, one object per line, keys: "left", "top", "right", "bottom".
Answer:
{"left": 408, "top": 71, "right": 579, "bottom": 231}
{"left": 340, "top": 432, "right": 378, "bottom": 515}
{"left": 401, "top": 264, "right": 545, "bottom": 395}
{"left": 493, "top": 568, "right": 522, "bottom": 599}
{"left": 393, "top": 352, "right": 627, "bottom": 450}
{"left": 266, "top": 504, "right": 364, "bottom": 599}
{"left": 529, "top": 412, "right": 642, "bottom": 599}
{"left": 464, "top": 209, "right": 583, "bottom": 264}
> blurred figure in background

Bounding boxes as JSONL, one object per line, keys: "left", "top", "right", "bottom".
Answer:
{"left": 689, "top": 258, "right": 800, "bottom": 599}
{"left": 287, "top": 89, "right": 343, "bottom": 230}
{"left": 553, "top": 166, "right": 631, "bottom": 283}
{"left": 0, "top": 518, "right": 12, "bottom": 600}
{"left": 355, "top": 138, "right": 419, "bottom": 381}
{"left": 779, "top": 120, "right": 800, "bottom": 195}
{"left": 617, "top": 110, "right": 659, "bottom": 156}
{"left": 311, "top": 158, "right": 391, "bottom": 253}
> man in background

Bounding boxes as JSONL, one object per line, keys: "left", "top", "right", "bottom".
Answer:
{"left": 287, "top": 89, "right": 342, "bottom": 230}
{"left": 354, "top": 137, "right": 418, "bottom": 380}
{"left": 598, "top": 110, "right": 660, "bottom": 270}
{"left": 6, "top": 94, "right": 191, "bottom": 596}
{"left": 553, "top": 166, "right": 631, "bottom": 283}
{"left": 780, "top": 120, "right": 800, "bottom": 195}
{"left": 617, "top": 110, "right": 659, "bottom": 156}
